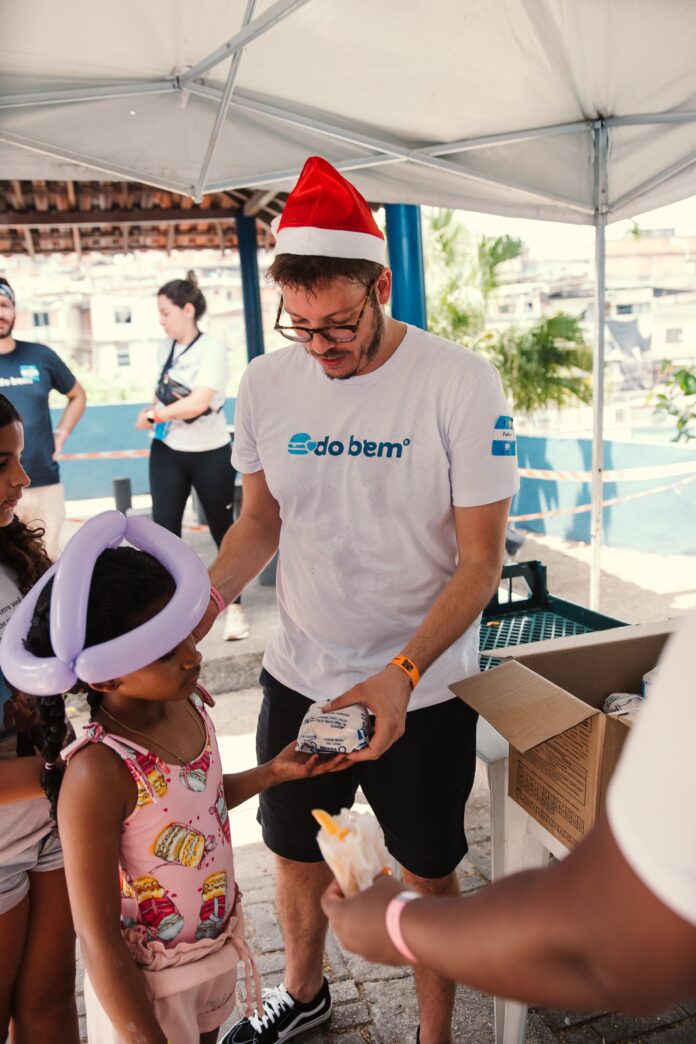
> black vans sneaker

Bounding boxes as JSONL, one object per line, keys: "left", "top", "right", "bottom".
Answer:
{"left": 222, "top": 978, "right": 331, "bottom": 1043}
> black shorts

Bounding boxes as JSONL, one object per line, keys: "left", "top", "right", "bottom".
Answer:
{"left": 256, "top": 668, "right": 478, "bottom": 879}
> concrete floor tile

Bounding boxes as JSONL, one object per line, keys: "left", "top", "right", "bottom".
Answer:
{"left": 640, "top": 1023, "right": 696, "bottom": 1043}
{"left": 524, "top": 1010, "right": 563, "bottom": 1042}
{"left": 345, "top": 952, "right": 413, "bottom": 983}
{"left": 537, "top": 1008, "right": 612, "bottom": 1031}
{"left": 246, "top": 901, "right": 284, "bottom": 953}
{"left": 330, "top": 979, "right": 360, "bottom": 1004}
{"left": 329, "top": 1034, "right": 373, "bottom": 1044}
{"left": 588, "top": 1007, "right": 686, "bottom": 1043}
{"left": 329, "top": 1001, "right": 371, "bottom": 1031}
{"left": 255, "top": 949, "right": 288, "bottom": 976}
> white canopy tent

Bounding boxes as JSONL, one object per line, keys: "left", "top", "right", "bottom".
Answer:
{"left": 3, "top": 0, "right": 696, "bottom": 605}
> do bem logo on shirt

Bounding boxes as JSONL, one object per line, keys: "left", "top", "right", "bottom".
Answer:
{"left": 288, "top": 432, "right": 412, "bottom": 459}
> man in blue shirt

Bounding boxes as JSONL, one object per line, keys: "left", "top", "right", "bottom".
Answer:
{"left": 0, "top": 278, "right": 86, "bottom": 558}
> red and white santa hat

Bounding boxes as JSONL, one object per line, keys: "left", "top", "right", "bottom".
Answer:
{"left": 271, "top": 156, "right": 386, "bottom": 265}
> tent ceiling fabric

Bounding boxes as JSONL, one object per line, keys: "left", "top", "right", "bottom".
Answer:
{"left": 2, "top": 0, "right": 696, "bottom": 225}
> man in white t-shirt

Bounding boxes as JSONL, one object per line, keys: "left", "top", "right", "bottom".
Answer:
{"left": 199, "top": 157, "right": 519, "bottom": 1044}
{"left": 322, "top": 611, "right": 696, "bottom": 1015}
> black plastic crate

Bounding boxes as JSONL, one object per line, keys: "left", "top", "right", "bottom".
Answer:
{"left": 479, "top": 561, "right": 626, "bottom": 670}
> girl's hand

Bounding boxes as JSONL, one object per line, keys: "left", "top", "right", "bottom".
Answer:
{"left": 272, "top": 742, "right": 349, "bottom": 783}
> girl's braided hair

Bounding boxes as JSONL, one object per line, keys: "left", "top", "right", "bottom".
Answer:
{"left": 26, "top": 547, "right": 175, "bottom": 819}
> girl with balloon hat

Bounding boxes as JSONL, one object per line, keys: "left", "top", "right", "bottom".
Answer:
{"left": 0, "top": 511, "right": 349, "bottom": 1044}
{"left": 0, "top": 392, "right": 79, "bottom": 1043}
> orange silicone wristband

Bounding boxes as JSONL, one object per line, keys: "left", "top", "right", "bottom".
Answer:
{"left": 389, "top": 655, "right": 420, "bottom": 688}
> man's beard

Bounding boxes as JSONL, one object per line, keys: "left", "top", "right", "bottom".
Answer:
{"left": 0, "top": 318, "right": 15, "bottom": 339}
{"left": 324, "top": 306, "right": 385, "bottom": 382}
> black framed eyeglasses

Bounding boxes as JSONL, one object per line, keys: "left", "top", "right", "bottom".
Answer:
{"left": 274, "top": 282, "right": 376, "bottom": 344}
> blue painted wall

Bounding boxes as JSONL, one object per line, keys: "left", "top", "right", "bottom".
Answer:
{"left": 52, "top": 405, "right": 696, "bottom": 554}
{"left": 514, "top": 435, "right": 696, "bottom": 554}
{"left": 51, "top": 400, "right": 236, "bottom": 501}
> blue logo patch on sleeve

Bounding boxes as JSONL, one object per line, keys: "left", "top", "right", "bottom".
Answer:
{"left": 492, "top": 439, "right": 516, "bottom": 457}
{"left": 494, "top": 415, "right": 514, "bottom": 430}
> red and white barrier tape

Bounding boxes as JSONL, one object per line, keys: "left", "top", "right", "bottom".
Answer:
{"left": 519, "top": 460, "right": 696, "bottom": 482}
{"left": 60, "top": 449, "right": 150, "bottom": 461}
{"left": 510, "top": 473, "right": 696, "bottom": 522}
{"left": 59, "top": 450, "right": 696, "bottom": 484}
{"left": 59, "top": 448, "right": 696, "bottom": 525}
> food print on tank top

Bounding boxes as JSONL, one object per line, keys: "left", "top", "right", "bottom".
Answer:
{"left": 62, "top": 687, "right": 236, "bottom": 947}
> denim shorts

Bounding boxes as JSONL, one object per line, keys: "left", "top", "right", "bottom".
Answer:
{"left": 256, "top": 668, "right": 478, "bottom": 879}
{"left": 0, "top": 825, "right": 64, "bottom": 915}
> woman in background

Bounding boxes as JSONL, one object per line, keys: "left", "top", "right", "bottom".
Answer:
{"left": 136, "top": 273, "right": 248, "bottom": 641}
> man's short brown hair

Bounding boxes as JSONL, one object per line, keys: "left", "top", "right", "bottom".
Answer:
{"left": 268, "top": 254, "right": 384, "bottom": 293}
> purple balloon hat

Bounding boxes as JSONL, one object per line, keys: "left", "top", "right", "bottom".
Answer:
{"left": 0, "top": 511, "right": 210, "bottom": 696}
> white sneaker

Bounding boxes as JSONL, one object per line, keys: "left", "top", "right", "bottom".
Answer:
{"left": 223, "top": 604, "right": 250, "bottom": 641}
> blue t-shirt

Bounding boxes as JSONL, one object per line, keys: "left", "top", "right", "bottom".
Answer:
{"left": 0, "top": 341, "right": 76, "bottom": 487}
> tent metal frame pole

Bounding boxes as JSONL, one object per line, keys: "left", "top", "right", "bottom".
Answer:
{"left": 0, "top": 128, "right": 190, "bottom": 195}
{"left": 179, "top": 0, "right": 311, "bottom": 84}
{"left": 608, "top": 110, "right": 696, "bottom": 127}
{"left": 416, "top": 119, "right": 589, "bottom": 156}
{"left": 192, "top": 0, "right": 258, "bottom": 201}
{"left": 187, "top": 83, "right": 593, "bottom": 212}
{"left": 204, "top": 155, "right": 403, "bottom": 191}
{"left": 590, "top": 121, "right": 608, "bottom": 611}
{"left": 610, "top": 146, "right": 696, "bottom": 213}
{"left": 0, "top": 80, "right": 176, "bottom": 109}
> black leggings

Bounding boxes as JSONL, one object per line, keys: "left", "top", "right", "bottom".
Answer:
{"left": 149, "top": 439, "right": 240, "bottom": 602}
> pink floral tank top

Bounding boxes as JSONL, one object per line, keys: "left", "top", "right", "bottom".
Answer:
{"left": 62, "top": 688, "right": 236, "bottom": 949}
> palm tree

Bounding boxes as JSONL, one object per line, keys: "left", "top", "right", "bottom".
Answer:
{"left": 423, "top": 209, "right": 592, "bottom": 416}
{"left": 653, "top": 363, "right": 696, "bottom": 442}
{"left": 477, "top": 314, "right": 593, "bottom": 414}
{"left": 425, "top": 210, "right": 523, "bottom": 337}
{"left": 477, "top": 233, "right": 524, "bottom": 311}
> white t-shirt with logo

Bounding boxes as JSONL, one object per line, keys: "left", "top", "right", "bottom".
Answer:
{"left": 232, "top": 325, "right": 520, "bottom": 711}
{"left": 155, "top": 332, "right": 230, "bottom": 452}
{"left": 607, "top": 613, "right": 696, "bottom": 926}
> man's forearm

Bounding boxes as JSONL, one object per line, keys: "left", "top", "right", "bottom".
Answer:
{"left": 397, "top": 816, "right": 696, "bottom": 1013}
{"left": 57, "top": 392, "right": 86, "bottom": 434}
{"left": 400, "top": 551, "right": 502, "bottom": 674}
{"left": 209, "top": 511, "right": 280, "bottom": 606}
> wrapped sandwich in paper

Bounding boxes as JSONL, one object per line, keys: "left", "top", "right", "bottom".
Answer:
{"left": 312, "top": 807, "right": 396, "bottom": 896}
{"left": 603, "top": 692, "right": 645, "bottom": 726}
{"left": 296, "top": 703, "right": 371, "bottom": 755}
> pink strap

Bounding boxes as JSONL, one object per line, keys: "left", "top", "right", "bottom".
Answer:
{"left": 385, "top": 891, "right": 420, "bottom": 963}
{"left": 210, "top": 585, "right": 226, "bottom": 616}
{"left": 61, "top": 722, "right": 160, "bottom": 803}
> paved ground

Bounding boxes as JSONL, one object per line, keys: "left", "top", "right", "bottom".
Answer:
{"left": 72, "top": 685, "right": 696, "bottom": 1043}
{"left": 61, "top": 500, "right": 695, "bottom": 1042}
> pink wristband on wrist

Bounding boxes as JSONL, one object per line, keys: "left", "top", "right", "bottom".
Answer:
{"left": 385, "top": 890, "right": 420, "bottom": 963}
{"left": 210, "top": 585, "right": 226, "bottom": 616}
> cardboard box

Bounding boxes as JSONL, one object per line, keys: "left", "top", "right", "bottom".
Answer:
{"left": 450, "top": 620, "right": 679, "bottom": 850}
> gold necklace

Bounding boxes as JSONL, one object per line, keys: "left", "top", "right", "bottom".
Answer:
{"left": 98, "top": 699, "right": 205, "bottom": 767}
